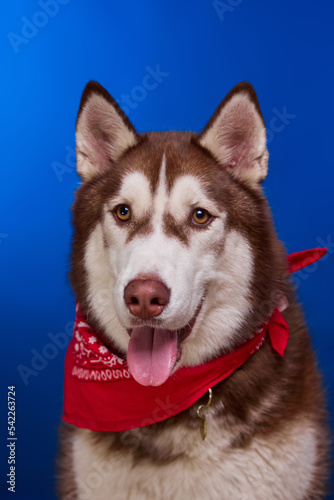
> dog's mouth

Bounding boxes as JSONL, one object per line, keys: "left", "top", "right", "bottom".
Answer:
{"left": 127, "top": 298, "right": 203, "bottom": 387}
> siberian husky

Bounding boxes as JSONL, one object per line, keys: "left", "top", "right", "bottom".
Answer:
{"left": 58, "top": 81, "right": 330, "bottom": 499}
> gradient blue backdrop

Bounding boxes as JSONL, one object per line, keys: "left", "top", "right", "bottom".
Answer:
{"left": 1, "top": 1, "right": 333, "bottom": 498}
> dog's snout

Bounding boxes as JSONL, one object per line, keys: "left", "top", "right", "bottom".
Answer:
{"left": 124, "top": 278, "right": 170, "bottom": 320}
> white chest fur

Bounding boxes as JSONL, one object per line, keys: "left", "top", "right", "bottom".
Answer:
{"left": 72, "top": 416, "right": 317, "bottom": 500}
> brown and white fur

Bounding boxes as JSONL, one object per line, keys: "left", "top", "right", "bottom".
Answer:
{"left": 58, "top": 81, "right": 330, "bottom": 499}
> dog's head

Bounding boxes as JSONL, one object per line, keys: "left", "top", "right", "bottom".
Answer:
{"left": 70, "top": 82, "right": 287, "bottom": 386}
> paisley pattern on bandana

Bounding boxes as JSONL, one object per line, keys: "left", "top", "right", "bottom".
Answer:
{"left": 71, "top": 305, "right": 131, "bottom": 382}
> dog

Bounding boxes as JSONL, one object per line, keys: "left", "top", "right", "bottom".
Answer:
{"left": 58, "top": 81, "right": 330, "bottom": 500}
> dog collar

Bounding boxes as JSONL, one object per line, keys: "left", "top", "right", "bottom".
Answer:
{"left": 62, "top": 248, "right": 326, "bottom": 433}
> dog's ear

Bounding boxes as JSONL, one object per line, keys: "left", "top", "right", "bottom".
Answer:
{"left": 196, "top": 82, "right": 268, "bottom": 187}
{"left": 75, "top": 81, "right": 139, "bottom": 181}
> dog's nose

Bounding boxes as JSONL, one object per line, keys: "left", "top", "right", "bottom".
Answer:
{"left": 124, "top": 278, "right": 170, "bottom": 320}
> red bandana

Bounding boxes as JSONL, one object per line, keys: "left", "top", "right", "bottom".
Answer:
{"left": 62, "top": 248, "right": 326, "bottom": 432}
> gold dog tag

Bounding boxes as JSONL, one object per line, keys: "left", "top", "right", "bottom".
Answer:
{"left": 196, "top": 388, "right": 213, "bottom": 441}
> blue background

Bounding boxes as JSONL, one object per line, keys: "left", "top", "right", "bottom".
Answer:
{"left": 1, "top": 1, "right": 333, "bottom": 498}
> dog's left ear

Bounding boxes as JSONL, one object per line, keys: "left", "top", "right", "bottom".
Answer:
{"left": 75, "top": 81, "right": 139, "bottom": 182}
{"left": 196, "top": 82, "right": 268, "bottom": 187}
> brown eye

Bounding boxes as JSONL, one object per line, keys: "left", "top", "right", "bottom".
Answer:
{"left": 115, "top": 204, "right": 131, "bottom": 222}
{"left": 192, "top": 208, "right": 210, "bottom": 225}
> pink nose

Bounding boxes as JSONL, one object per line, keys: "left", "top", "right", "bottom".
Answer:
{"left": 124, "top": 278, "right": 170, "bottom": 320}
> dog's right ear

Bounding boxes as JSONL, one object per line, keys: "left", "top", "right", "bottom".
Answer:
{"left": 75, "top": 81, "right": 139, "bottom": 182}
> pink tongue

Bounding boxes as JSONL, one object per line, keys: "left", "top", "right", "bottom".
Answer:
{"left": 127, "top": 327, "right": 178, "bottom": 386}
